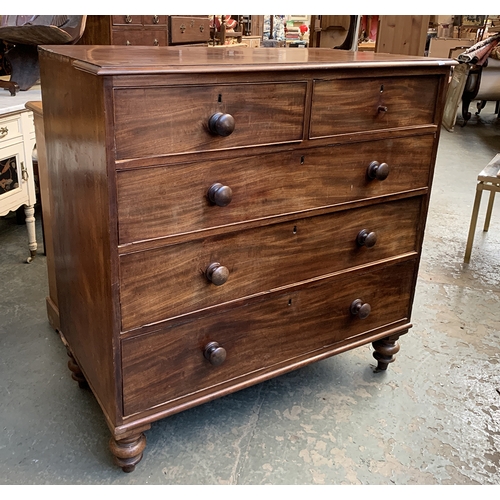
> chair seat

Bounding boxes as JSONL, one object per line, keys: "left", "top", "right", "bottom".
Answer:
{"left": 464, "top": 153, "right": 500, "bottom": 263}
{"left": 0, "top": 25, "right": 73, "bottom": 45}
{"left": 478, "top": 153, "right": 500, "bottom": 181}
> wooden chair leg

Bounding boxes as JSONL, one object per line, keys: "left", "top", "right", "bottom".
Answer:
{"left": 484, "top": 189, "right": 496, "bottom": 232}
{"left": 464, "top": 184, "right": 483, "bottom": 264}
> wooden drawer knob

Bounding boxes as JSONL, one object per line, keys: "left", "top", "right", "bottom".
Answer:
{"left": 367, "top": 161, "right": 389, "bottom": 181}
{"left": 208, "top": 112, "right": 235, "bottom": 136}
{"left": 206, "top": 262, "right": 229, "bottom": 286}
{"left": 208, "top": 183, "right": 233, "bottom": 207}
{"left": 350, "top": 299, "right": 371, "bottom": 319}
{"left": 356, "top": 229, "right": 377, "bottom": 248}
{"left": 204, "top": 342, "right": 226, "bottom": 366}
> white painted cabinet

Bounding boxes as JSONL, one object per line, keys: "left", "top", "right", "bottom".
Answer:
{"left": 0, "top": 93, "right": 38, "bottom": 262}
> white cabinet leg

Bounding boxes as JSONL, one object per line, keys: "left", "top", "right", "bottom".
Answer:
{"left": 24, "top": 204, "right": 37, "bottom": 263}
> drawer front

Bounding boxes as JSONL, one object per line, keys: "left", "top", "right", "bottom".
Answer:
{"left": 111, "top": 29, "right": 166, "bottom": 46}
{"left": 121, "top": 259, "right": 416, "bottom": 415}
{"left": 113, "top": 82, "right": 307, "bottom": 159}
{"left": 117, "top": 135, "right": 434, "bottom": 244}
{"left": 119, "top": 197, "right": 422, "bottom": 331}
{"left": 310, "top": 75, "right": 440, "bottom": 138}
{"left": 0, "top": 115, "right": 23, "bottom": 144}
{"left": 143, "top": 15, "right": 168, "bottom": 26}
{"left": 169, "top": 16, "right": 212, "bottom": 44}
{"left": 111, "top": 15, "right": 142, "bottom": 26}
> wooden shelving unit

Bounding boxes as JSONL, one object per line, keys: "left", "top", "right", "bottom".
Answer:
{"left": 285, "top": 15, "right": 310, "bottom": 47}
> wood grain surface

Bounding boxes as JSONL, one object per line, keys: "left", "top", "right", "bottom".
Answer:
{"left": 116, "top": 135, "right": 435, "bottom": 245}
{"left": 310, "top": 75, "right": 440, "bottom": 138}
{"left": 113, "top": 82, "right": 307, "bottom": 159}
{"left": 121, "top": 259, "right": 416, "bottom": 415}
{"left": 119, "top": 197, "right": 421, "bottom": 331}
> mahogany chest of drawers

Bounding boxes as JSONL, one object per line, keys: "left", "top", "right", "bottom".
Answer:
{"left": 38, "top": 45, "right": 453, "bottom": 471}
{"left": 78, "top": 15, "right": 212, "bottom": 46}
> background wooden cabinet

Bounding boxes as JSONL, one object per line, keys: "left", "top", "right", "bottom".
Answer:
{"left": 310, "top": 15, "right": 430, "bottom": 56}
{"left": 78, "top": 15, "right": 212, "bottom": 46}
{"left": 376, "top": 15, "right": 430, "bottom": 56}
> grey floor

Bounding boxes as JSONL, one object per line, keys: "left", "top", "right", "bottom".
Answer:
{"left": 1, "top": 103, "right": 500, "bottom": 485}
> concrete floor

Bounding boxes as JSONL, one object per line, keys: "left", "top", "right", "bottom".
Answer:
{"left": 1, "top": 103, "right": 500, "bottom": 485}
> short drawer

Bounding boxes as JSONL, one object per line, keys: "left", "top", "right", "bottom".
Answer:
{"left": 169, "top": 16, "right": 212, "bottom": 44}
{"left": 119, "top": 197, "right": 422, "bottom": 331}
{"left": 0, "top": 115, "right": 23, "bottom": 144}
{"left": 113, "top": 82, "right": 307, "bottom": 159}
{"left": 111, "top": 15, "right": 142, "bottom": 26}
{"left": 111, "top": 29, "right": 166, "bottom": 46}
{"left": 143, "top": 15, "right": 168, "bottom": 26}
{"left": 121, "top": 258, "right": 416, "bottom": 416}
{"left": 310, "top": 75, "right": 440, "bottom": 138}
{"left": 117, "top": 135, "right": 434, "bottom": 244}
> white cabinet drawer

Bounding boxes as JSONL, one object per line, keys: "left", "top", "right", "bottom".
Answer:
{"left": 0, "top": 115, "right": 23, "bottom": 144}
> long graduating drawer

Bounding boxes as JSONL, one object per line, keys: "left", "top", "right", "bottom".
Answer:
{"left": 117, "top": 135, "right": 434, "bottom": 244}
{"left": 121, "top": 258, "right": 416, "bottom": 416}
{"left": 119, "top": 197, "right": 422, "bottom": 331}
{"left": 111, "top": 30, "right": 166, "bottom": 46}
{"left": 310, "top": 75, "right": 440, "bottom": 138}
{"left": 113, "top": 82, "right": 307, "bottom": 159}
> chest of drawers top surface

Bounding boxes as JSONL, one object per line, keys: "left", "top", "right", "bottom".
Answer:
{"left": 40, "top": 45, "right": 454, "bottom": 74}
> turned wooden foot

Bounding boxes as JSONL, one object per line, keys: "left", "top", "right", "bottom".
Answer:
{"left": 372, "top": 336, "right": 400, "bottom": 371}
{"left": 109, "top": 433, "right": 147, "bottom": 472}
{"left": 66, "top": 350, "right": 88, "bottom": 388}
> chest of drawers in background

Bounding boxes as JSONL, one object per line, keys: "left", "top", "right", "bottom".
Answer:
{"left": 38, "top": 46, "right": 453, "bottom": 472}
{"left": 78, "top": 15, "right": 212, "bottom": 46}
